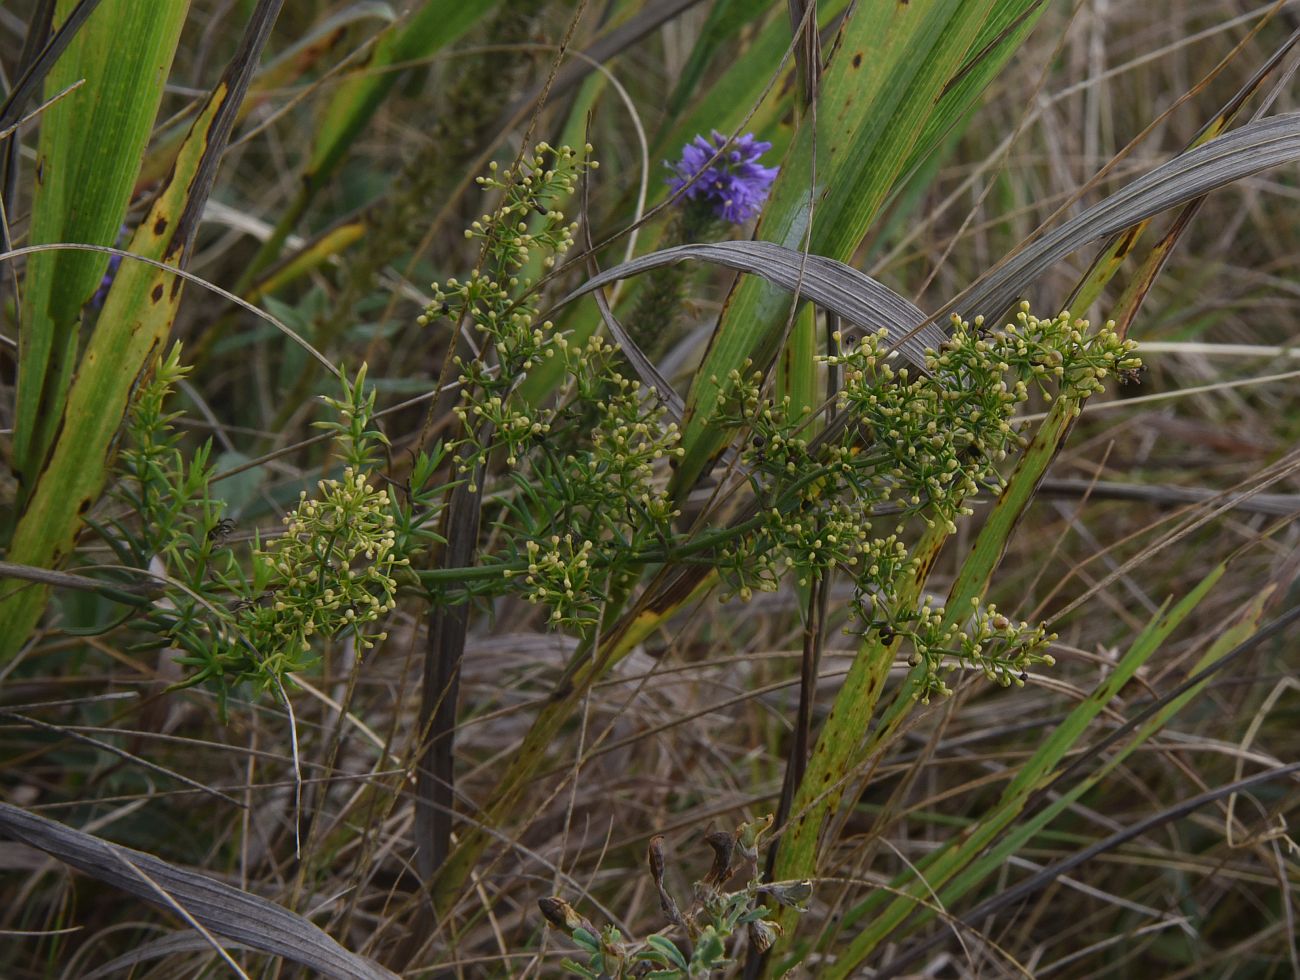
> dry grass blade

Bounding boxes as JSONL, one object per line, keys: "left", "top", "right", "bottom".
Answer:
{"left": 0, "top": 803, "right": 398, "bottom": 980}
{"left": 561, "top": 240, "right": 950, "bottom": 371}
{"left": 0, "top": 0, "right": 104, "bottom": 134}
{"left": 956, "top": 111, "right": 1300, "bottom": 321}
{"left": 414, "top": 479, "right": 484, "bottom": 883}
{"left": 1035, "top": 477, "right": 1300, "bottom": 517}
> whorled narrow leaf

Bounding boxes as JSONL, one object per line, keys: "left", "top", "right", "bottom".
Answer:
{"left": 0, "top": 803, "right": 398, "bottom": 980}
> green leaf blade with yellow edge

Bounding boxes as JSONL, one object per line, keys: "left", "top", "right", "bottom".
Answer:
{"left": 13, "top": 0, "right": 190, "bottom": 506}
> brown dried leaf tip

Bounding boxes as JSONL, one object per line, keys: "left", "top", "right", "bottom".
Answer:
{"left": 538, "top": 896, "right": 595, "bottom": 939}
{"left": 647, "top": 834, "right": 687, "bottom": 931}
{"left": 701, "top": 829, "right": 737, "bottom": 890}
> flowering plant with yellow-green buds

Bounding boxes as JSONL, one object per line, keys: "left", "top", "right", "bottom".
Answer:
{"left": 112, "top": 142, "right": 1139, "bottom": 721}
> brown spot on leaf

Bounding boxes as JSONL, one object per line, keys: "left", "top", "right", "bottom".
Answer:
{"left": 153, "top": 216, "right": 167, "bottom": 236}
{"left": 1114, "top": 225, "right": 1142, "bottom": 259}
{"left": 852, "top": 53, "right": 862, "bottom": 68}
{"left": 150, "top": 284, "right": 164, "bottom": 303}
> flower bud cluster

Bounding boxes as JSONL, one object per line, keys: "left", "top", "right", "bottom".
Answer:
{"left": 493, "top": 336, "right": 683, "bottom": 626}
{"left": 504, "top": 534, "right": 599, "bottom": 626}
{"left": 945, "top": 305, "right": 1142, "bottom": 413}
{"left": 466, "top": 142, "right": 590, "bottom": 270}
{"left": 235, "top": 466, "right": 406, "bottom": 683}
{"left": 715, "top": 305, "right": 1138, "bottom": 696}
{"left": 563, "top": 335, "right": 685, "bottom": 519}
{"left": 420, "top": 145, "right": 592, "bottom": 479}
{"left": 453, "top": 390, "right": 551, "bottom": 471}
{"left": 894, "top": 600, "right": 1057, "bottom": 703}
{"left": 119, "top": 361, "right": 437, "bottom": 710}
{"left": 829, "top": 324, "right": 1022, "bottom": 533}
{"left": 413, "top": 145, "right": 687, "bottom": 628}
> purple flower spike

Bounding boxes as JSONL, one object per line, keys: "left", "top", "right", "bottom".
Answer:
{"left": 666, "top": 129, "right": 779, "bottom": 224}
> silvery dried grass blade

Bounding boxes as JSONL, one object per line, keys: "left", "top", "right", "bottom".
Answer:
{"left": 560, "top": 240, "right": 949, "bottom": 369}
{"left": 0, "top": 803, "right": 398, "bottom": 980}
{"left": 954, "top": 111, "right": 1300, "bottom": 322}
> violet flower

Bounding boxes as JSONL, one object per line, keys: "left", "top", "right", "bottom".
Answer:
{"left": 666, "top": 130, "right": 778, "bottom": 224}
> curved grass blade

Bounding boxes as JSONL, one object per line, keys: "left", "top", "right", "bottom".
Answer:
{"left": 560, "top": 240, "right": 949, "bottom": 367}
{"left": 1065, "top": 25, "right": 1300, "bottom": 327}
{"left": 0, "top": 803, "right": 398, "bottom": 980}
{"left": 955, "top": 111, "right": 1300, "bottom": 322}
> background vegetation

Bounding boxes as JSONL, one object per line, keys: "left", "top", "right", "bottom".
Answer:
{"left": 1, "top": 0, "right": 1298, "bottom": 976}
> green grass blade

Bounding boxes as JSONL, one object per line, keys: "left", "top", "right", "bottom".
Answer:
{"left": 664, "top": 0, "right": 777, "bottom": 117}
{"left": 776, "top": 303, "right": 818, "bottom": 428}
{"left": 946, "top": 396, "right": 1081, "bottom": 612}
{"left": 0, "top": 0, "right": 285, "bottom": 663}
{"left": 825, "top": 563, "right": 1227, "bottom": 974}
{"left": 925, "top": 581, "right": 1273, "bottom": 922}
{"left": 766, "top": 523, "right": 950, "bottom": 962}
{"left": 13, "top": 0, "right": 190, "bottom": 504}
